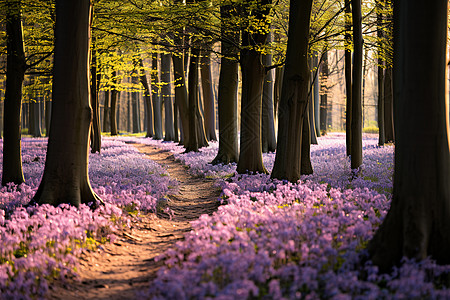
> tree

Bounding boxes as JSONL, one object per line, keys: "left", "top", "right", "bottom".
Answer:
{"left": 90, "top": 39, "right": 101, "bottom": 153}
{"left": 152, "top": 52, "right": 163, "bottom": 139}
{"left": 376, "top": 0, "right": 385, "bottom": 146}
{"left": 344, "top": 0, "right": 352, "bottom": 156}
{"left": 109, "top": 70, "right": 120, "bottom": 136}
{"left": 162, "top": 52, "right": 175, "bottom": 141}
{"left": 236, "top": 0, "right": 271, "bottom": 174}
{"left": 2, "top": 0, "right": 26, "bottom": 186}
{"left": 350, "top": 0, "right": 363, "bottom": 171}
{"left": 368, "top": 0, "right": 450, "bottom": 273}
{"left": 211, "top": 3, "right": 239, "bottom": 165}
{"left": 271, "top": 0, "right": 313, "bottom": 182}
{"left": 33, "top": 0, "right": 101, "bottom": 207}
{"left": 200, "top": 48, "right": 217, "bottom": 142}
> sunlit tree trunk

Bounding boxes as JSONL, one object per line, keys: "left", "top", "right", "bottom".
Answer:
{"left": 369, "top": 0, "right": 450, "bottom": 272}
{"left": 200, "top": 48, "right": 217, "bottom": 141}
{"left": 152, "top": 52, "right": 163, "bottom": 139}
{"left": 262, "top": 43, "right": 277, "bottom": 153}
{"left": 2, "top": 0, "right": 26, "bottom": 186}
{"left": 33, "top": 0, "right": 101, "bottom": 207}
{"left": 377, "top": 0, "right": 385, "bottom": 146}
{"left": 162, "top": 53, "right": 175, "bottom": 141}
{"left": 212, "top": 4, "right": 239, "bottom": 165}
{"left": 320, "top": 49, "right": 328, "bottom": 134}
{"left": 350, "top": 0, "right": 363, "bottom": 171}
{"left": 344, "top": 0, "right": 352, "bottom": 156}
{"left": 271, "top": 0, "right": 313, "bottom": 182}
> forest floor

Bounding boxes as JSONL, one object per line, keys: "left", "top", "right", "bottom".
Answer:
{"left": 47, "top": 144, "right": 221, "bottom": 300}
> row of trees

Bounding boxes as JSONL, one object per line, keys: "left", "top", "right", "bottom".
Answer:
{"left": 2, "top": 0, "right": 449, "bottom": 273}
{"left": 0, "top": 0, "right": 396, "bottom": 185}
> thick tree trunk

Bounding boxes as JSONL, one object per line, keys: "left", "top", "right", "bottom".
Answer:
{"left": 237, "top": 47, "right": 267, "bottom": 174}
{"left": 33, "top": 0, "right": 101, "bottom": 207}
{"left": 262, "top": 49, "right": 277, "bottom": 153}
{"left": 200, "top": 49, "right": 217, "bottom": 141}
{"left": 152, "top": 53, "right": 163, "bottom": 139}
{"left": 2, "top": 0, "right": 26, "bottom": 186}
{"left": 271, "top": 0, "right": 313, "bottom": 182}
{"left": 350, "top": 0, "right": 363, "bottom": 170}
{"left": 211, "top": 4, "right": 239, "bottom": 165}
{"left": 90, "top": 45, "right": 101, "bottom": 153}
{"left": 319, "top": 50, "right": 328, "bottom": 134}
{"left": 384, "top": 67, "right": 394, "bottom": 142}
{"left": 369, "top": 0, "right": 450, "bottom": 272}
{"left": 344, "top": 0, "right": 352, "bottom": 156}
{"left": 110, "top": 71, "right": 119, "bottom": 136}
{"left": 161, "top": 53, "right": 175, "bottom": 141}
{"left": 236, "top": 0, "right": 271, "bottom": 174}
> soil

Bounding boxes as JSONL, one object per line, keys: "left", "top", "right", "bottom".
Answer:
{"left": 47, "top": 144, "right": 221, "bottom": 300}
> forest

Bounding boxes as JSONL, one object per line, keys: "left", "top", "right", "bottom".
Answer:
{"left": 1, "top": 0, "right": 450, "bottom": 298}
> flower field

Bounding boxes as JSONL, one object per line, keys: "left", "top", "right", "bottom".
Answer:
{"left": 1, "top": 134, "right": 450, "bottom": 299}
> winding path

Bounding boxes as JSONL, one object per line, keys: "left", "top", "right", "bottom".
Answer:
{"left": 48, "top": 144, "right": 221, "bottom": 299}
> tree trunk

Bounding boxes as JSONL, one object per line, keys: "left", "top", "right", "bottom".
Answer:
{"left": 200, "top": 48, "right": 217, "bottom": 141}
{"left": 103, "top": 89, "right": 110, "bottom": 132}
{"left": 369, "top": 0, "right": 450, "bottom": 272}
{"left": 301, "top": 105, "right": 313, "bottom": 175}
{"left": 172, "top": 48, "right": 190, "bottom": 145}
{"left": 136, "top": 59, "right": 153, "bottom": 138}
{"left": 90, "top": 43, "right": 101, "bottom": 153}
{"left": 384, "top": 67, "right": 394, "bottom": 142}
{"left": 152, "top": 52, "right": 163, "bottom": 139}
{"left": 319, "top": 50, "right": 328, "bottom": 134}
{"left": 309, "top": 56, "right": 318, "bottom": 145}
{"left": 110, "top": 71, "right": 119, "bottom": 136}
{"left": 33, "top": 0, "right": 101, "bottom": 207}
{"left": 236, "top": 0, "right": 271, "bottom": 174}
{"left": 211, "top": 4, "right": 239, "bottom": 165}
{"left": 237, "top": 45, "right": 267, "bottom": 174}
{"left": 345, "top": 0, "right": 352, "bottom": 156}
{"left": 262, "top": 45, "right": 277, "bottom": 153}
{"left": 162, "top": 53, "right": 175, "bottom": 141}
{"left": 186, "top": 48, "right": 200, "bottom": 152}
{"left": 271, "top": 0, "right": 313, "bottom": 182}
{"left": 312, "top": 54, "right": 320, "bottom": 138}
{"left": 350, "top": 0, "right": 363, "bottom": 171}
{"left": 2, "top": 0, "right": 26, "bottom": 186}
{"left": 377, "top": 4, "right": 385, "bottom": 146}
{"left": 131, "top": 75, "right": 140, "bottom": 133}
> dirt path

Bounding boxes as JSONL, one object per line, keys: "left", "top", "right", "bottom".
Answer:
{"left": 48, "top": 144, "right": 221, "bottom": 300}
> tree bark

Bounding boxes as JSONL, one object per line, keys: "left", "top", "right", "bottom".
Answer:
{"left": 271, "top": 0, "right": 313, "bottom": 182}
{"left": 384, "top": 67, "right": 394, "bottom": 142}
{"left": 319, "top": 50, "right": 328, "bottom": 134}
{"left": 103, "top": 90, "right": 110, "bottom": 132}
{"left": 186, "top": 48, "right": 200, "bottom": 152}
{"left": 90, "top": 42, "right": 101, "bottom": 153}
{"left": 152, "top": 52, "right": 163, "bottom": 139}
{"left": 172, "top": 48, "right": 190, "bottom": 145}
{"left": 301, "top": 105, "right": 313, "bottom": 175}
{"left": 110, "top": 70, "right": 119, "bottom": 136}
{"left": 350, "top": 0, "right": 363, "bottom": 171}
{"left": 2, "top": 0, "right": 26, "bottom": 186}
{"left": 200, "top": 48, "right": 217, "bottom": 141}
{"left": 136, "top": 59, "right": 153, "bottom": 138}
{"left": 369, "top": 0, "right": 450, "bottom": 272}
{"left": 262, "top": 46, "right": 277, "bottom": 153}
{"left": 236, "top": 0, "right": 271, "bottom": 174}
{"left": 131, "top": 75, "right": 140, "bottom": 133}
{"left": 33, "top": 0, "right": 101, "bottom": 207}
{"left": 377, "top": 0, "right": 385, "bottom": 146}
{"left": 344, "top": 0, "right": 352, "bottom": 156}
{"left": 211, "top": 4, "right": 239, "bottom": 165}
{"left": 162, "top": 53, "right": 175, "bottom": 141}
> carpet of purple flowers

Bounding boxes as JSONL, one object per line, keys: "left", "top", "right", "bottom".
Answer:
{"left": 129, "top": 133, "right": 450, "bottom": 299}
{"left": 1, "top": 133, "right": 450, "bottom": 299}
{"left": 0, "top": 138, "right": 177, "bottom": 299}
